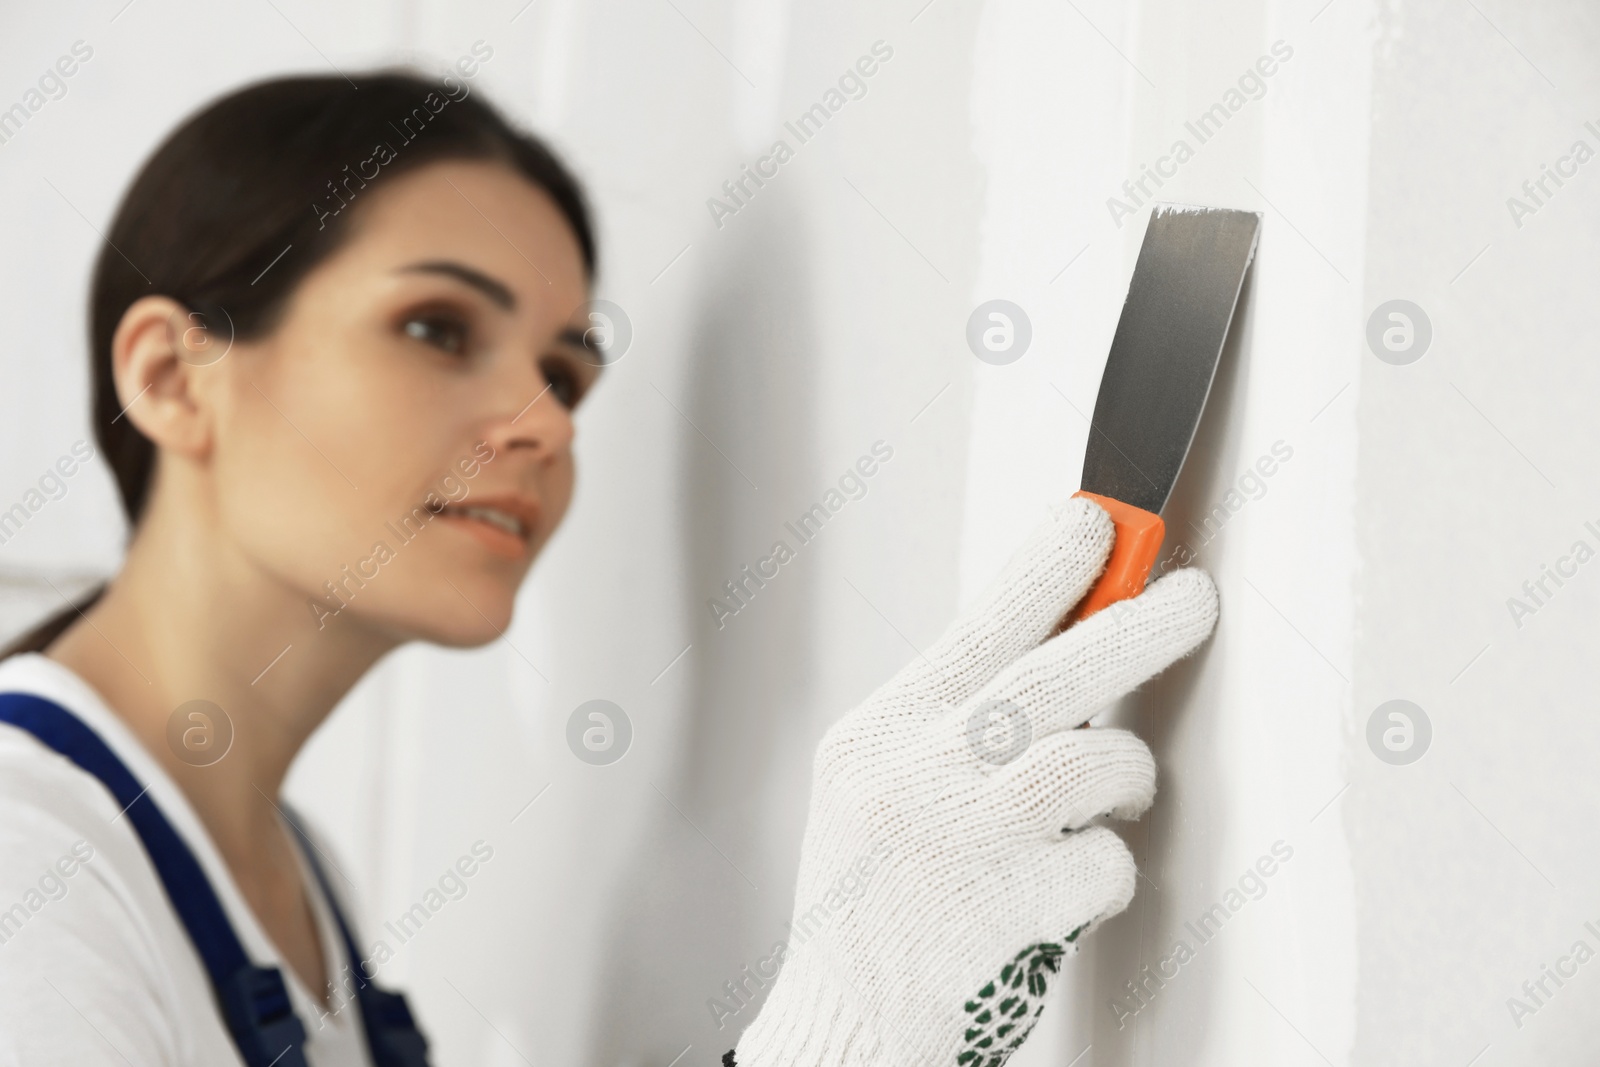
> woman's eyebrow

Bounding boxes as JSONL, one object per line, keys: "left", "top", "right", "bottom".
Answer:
{"left": 399, "top": 260, "right": 516, "bottom": 310}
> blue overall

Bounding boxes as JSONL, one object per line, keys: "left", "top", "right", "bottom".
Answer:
{"left": 0, "top": 692, "right": 431, "bottom": 1067}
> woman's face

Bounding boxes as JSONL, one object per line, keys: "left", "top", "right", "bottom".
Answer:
{"left": 202, "top": 159, "right": 597, "bottom": 646}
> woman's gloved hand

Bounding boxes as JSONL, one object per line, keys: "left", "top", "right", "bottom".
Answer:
{"left": 734, "top": 497, "right": 1218, "bottom": 1067}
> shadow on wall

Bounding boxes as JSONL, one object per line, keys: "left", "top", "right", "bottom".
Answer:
{"left": 585, "top": 195, "right": 821, "bottom": 1064}
{"left": 1080, "top": 266, "right": 1256, "bottom": 1063}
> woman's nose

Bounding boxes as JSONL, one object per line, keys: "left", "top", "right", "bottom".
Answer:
{"left": 480, "top": 368, "right": 574, "bottom": 465}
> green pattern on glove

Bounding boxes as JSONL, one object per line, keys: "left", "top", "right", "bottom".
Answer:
{"left": 954, "top": 926, "right": 1084, "bottom": 1067}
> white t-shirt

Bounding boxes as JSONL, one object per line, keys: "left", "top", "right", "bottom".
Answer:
{"left": 0, "top": 653, "right": 374, "bottom": 1066}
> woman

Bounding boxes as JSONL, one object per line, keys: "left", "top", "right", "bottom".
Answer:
{"left": 0, "top": 72, "right": 1218, "bottom": 1066}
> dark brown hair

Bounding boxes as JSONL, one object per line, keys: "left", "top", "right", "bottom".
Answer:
{"left": 3, "top": 70, "right": 597, "bottom": 658}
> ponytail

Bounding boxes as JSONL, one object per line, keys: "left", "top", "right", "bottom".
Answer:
{"left": 0, "top": 585, "right": 106, "bottom": 659}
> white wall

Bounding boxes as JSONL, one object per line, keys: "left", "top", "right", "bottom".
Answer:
{"left": 1351, "top": 1, "right": 1600, "bottom": 1063}
{"left": 3, "top": 1, "right": 1598, "bottom": 1065}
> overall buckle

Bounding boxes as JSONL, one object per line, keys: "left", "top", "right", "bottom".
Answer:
{"left": 218, "top": 964, "right": 310, "bottom": 1067}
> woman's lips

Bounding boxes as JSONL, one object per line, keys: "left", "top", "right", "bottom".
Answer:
{"left": 433, "top": 495, "right": 539, "bottom": 559}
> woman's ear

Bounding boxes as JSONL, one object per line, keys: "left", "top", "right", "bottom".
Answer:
{"left": 111, "top": 296, "right": 227, "bottom": 459}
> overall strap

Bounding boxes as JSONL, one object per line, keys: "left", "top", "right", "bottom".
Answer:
{"left": 282, "top": 814, "right": 431, "bottom": 1067}
{"left": 0, "top": 692, "right": 308, "bottom": 1067}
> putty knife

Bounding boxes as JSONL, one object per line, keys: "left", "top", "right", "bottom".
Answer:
{"left": 1068, "top": 203, "right": 1261, "bottom": 622}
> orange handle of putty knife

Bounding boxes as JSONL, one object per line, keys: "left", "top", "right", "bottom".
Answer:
{"left": 1068, "top": 490, "right": 1166, "bottom": 623}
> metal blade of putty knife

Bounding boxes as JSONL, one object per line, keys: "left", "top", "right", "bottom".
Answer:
{"left": 1069, "top": 203, "right": 1261, "bottom": 622}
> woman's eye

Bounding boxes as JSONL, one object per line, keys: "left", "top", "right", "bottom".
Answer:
{"left": 541, "top": 357, "right": 581, "bottom": 409}
{"left": 403, "top": 314, "right": 469, "bottom": 355}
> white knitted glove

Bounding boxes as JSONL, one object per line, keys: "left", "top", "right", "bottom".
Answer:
{"left": 734, "top": 498, "right": 1218, "bottom": 1067}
